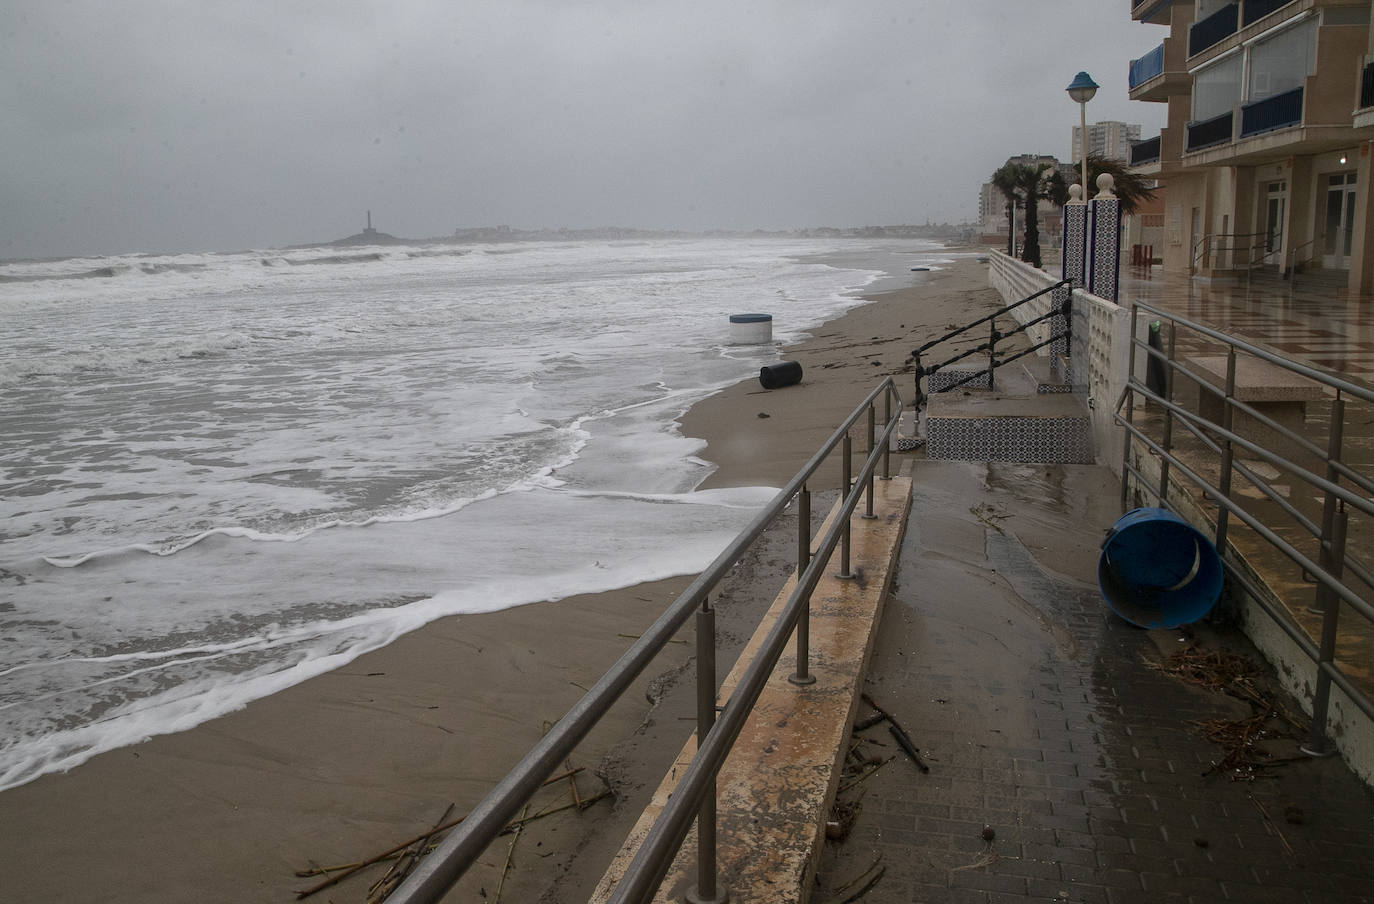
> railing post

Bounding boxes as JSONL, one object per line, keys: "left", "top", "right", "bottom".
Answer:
{"left": 1303, "top": 501, "right": 1348, "bottom": 758}
{"left": 790, "top": 487, "right": 816, "bottom": 687}
{"left": 1215, "top": 349, "right": 1237, "bottom": 551}
{"left": 881, "top": 386, "right": 892, "bottom": 480}
{"left": 1122, "top": 305, "right": 1139, "bottom": 512}
{"left": 838, "top": 434, "right": 853, "bottom": 579}
{"left": 687, "top": 601, "right": 729, "bottom": 904}
{"left": 1157, "top": 320, "right": 1180, "bottom": 506}
{"left": 987, "top": 317, "right": 998, "bottom": 390}
{"left": 863, "top": 404, "right": 877, "bottom": 519}
{"left": 1308, "top": 395, "right": 1346, "bottom": 618}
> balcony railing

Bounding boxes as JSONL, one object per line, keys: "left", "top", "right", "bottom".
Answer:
{"left": 1240, "top": 87, "right": 1303, "bottom": 137}
{"left": 1189, "top": 2, "right": 1239, "bottom": 57}
{"left": 1130, "top": 43, "right": 1166, "bottom": 89}
{"left": 1186, "top": 111, "right": 1234, "bottom": 151}
{"left": 1242, "top": 0, "right": 1292, "bottom": 27}
{"left": 1130, "top": 135, "right": 1163, "bottom": 166}
{"left": 1362, "top": 61, "right": 1374, "bottom": 110}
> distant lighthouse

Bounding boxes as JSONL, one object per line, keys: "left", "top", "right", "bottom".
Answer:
{"left": 363, "top": 210, "right": 377, "bottom": 237}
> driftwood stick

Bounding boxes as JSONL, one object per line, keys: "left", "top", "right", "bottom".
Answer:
{"left": 499, "top": 789, "right": 613, "bottom": 833}
{"left": 838, "top": 864, "right": 886, "bottom": 903}
{"left": 839, "top": 756, "right": 895, "bottom": 794}
{"left": 541, "top": 766, "right": 584, "bottom": 786}
{"left": 832, "top": 854, "right": 884, "bottom": 896}
{"left": 368, "top": 803, "right": 456, "bottom": 903}
{"left": 863, "top": 693, "right": 929, "bottom": 774}
{"left": 565, "top": 758, "right": 583, "bottom": 809}
{"left": 295, "top": 811, "right": 466, "bottom": 898}
{"left": 888, "top": 722, "right": 930, "bottom": 774}
{"left": 494, "top": 803, "right": 530, "bottom": 904}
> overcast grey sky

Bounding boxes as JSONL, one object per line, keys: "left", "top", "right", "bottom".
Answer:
{"left": 2, "top": 1, "right": 1166, "bottom": 259}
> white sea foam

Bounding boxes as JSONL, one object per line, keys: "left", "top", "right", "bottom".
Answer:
{"left": 0, "top": 235, "right": 934, "bottom": 790}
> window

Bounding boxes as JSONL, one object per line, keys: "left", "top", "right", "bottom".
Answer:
{"left": 1193, "top": 53, "right": 1243, "bottom": 121}
{"left": 1247, "top": 18, "right": 1317, "bottom": 101}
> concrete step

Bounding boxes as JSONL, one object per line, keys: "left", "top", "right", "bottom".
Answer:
{"left": 923, "top": 360, "right": 1092, "bottom": 464}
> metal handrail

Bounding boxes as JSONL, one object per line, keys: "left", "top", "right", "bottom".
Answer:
{"left": 1117, "top": 300, "right": 1374, "bottom": 755}
{"left": 913, "top": 278, "right": 1069, "bottom": 355}
{"left": 1190, "top": 231, "right": 1267, "bottom": 274}
{"left": 607, "top": 397, "right": 903, "bottom": 904}
{"left": 911, "top": 278, "right": 1071, "bottom": 403}
{"left": 390, "top": 377, "right": 906, "bottom": 904}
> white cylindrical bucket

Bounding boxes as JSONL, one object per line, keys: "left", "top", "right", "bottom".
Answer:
{"left": 728, "top": 313, "right": 773, "bottom": 345}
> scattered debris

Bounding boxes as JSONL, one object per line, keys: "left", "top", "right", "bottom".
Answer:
{"left": 294, "top": 761, "right": 610, "bottom": 900}
{"left": 1148, "top": 646, "right": 1308, "bottom": 781}
{"left": 860, "top": 692, "right": 929, "bottom": 774}
{"left": 970, "top": 502, "right": 1008, "bottom": 534}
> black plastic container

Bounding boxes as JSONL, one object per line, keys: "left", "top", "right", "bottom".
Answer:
{"left": 759, "top": 360, "right": 803, "bottom": 389}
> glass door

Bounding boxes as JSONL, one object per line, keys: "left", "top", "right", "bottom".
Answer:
{"left": 1263, "top": 181, "right": 1285, "bottom": 266}
{"left": 1323, "top": 173, "right": 1358, "bottom": 270}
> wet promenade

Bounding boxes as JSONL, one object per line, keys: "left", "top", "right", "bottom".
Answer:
{"left": 813, "top": 458, "right": 1374, "bottom": 904}
{"left": 812, "top": 270, "right": 1374, "bottom": 903}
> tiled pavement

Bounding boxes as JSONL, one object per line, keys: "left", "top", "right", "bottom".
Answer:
{"left": 812, "top": 458, "right": 1374, "bottom": 904}
{"left": 1117, "top": 267, "right": 1374, "bottom": 382}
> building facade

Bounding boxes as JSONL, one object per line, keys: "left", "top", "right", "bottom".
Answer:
{"left": 1126, "top": 0, "right": 1374, "bottom": 292}
{"left": 1072, "top": 121, "right": 1144, "bottom": 164}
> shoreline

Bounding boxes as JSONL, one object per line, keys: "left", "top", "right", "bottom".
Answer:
{"left": 0, "top": 249, "right": 1004, "bottom": 902}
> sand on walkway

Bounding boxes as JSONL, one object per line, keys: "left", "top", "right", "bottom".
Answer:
{"left": 0, "top": 250, "right": 1007, "bottom": 903}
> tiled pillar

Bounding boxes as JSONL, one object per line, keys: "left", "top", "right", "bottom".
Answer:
{"left": 1087, "top": 174, "right": 1122, "bottom": 303}
{"left": 1062, "top": 184, "right": 1087, "bottom": 288}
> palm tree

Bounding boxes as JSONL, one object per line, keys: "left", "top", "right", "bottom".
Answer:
{"left": 1017, "top": 162, "right": 1065, "bottom": 269}
{"left": 1063, "top": 154, "right": 1157, "bottom": 215}
{"left": 990, "top": 163, "right": 1024, "bottom": 257}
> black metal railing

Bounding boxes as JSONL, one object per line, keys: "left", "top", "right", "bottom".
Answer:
{"left": 1130, "top": 135, "right": 1162, "bottom": 166}
{"left": 387, "top": 377, "right": 907, "bottom": 904}
{"left": 1241, "top": 86, "right": 1303, "bottom": 137}
{"left": 910, "top": 279, "right": 1072, "bottom": 407}
{"left": 1190, "top": 2, "right": 1239, "bottom": 56}
{"left": 1187, "top": 111, "right": 1234, "bottom": 151}
{"left": 1362, "top": 60, "right": 1374, "bottom": 110}
{"left": 1130, "top": 42, "right": 1165, "bottom": 89}
{"left": 1243, "top": 0, "right": 1292, "bottom": 27}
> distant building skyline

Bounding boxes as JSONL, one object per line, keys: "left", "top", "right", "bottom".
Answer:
{"left": 1071, "top": 121, "right": 1142, "bottom": 165}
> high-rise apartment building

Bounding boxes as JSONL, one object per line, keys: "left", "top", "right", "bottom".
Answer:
{"left": 1071, "top": 121, "right": 1143, "bottom": 164}
{"left": 1124, "top": 0, "right": 1374, "bottom": 293}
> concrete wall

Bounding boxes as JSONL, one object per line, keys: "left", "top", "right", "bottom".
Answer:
{"left": 988, "top": 251, "right": 1133, "bottom": 471}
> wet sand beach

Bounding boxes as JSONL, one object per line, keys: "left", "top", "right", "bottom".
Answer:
{"left": 0, "top": 251, "right": 1007, "bottom": 903}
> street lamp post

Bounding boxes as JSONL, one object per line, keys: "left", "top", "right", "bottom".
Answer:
{"left": 1066, "top": 71, "right": 1099, "bottom": 200}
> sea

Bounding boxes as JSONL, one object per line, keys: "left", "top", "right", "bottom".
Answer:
{"left": 0, "top": 235, "right": 948, "bottom": 791}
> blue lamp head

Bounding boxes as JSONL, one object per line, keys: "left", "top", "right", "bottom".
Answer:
{"left": 1066, "top": 71, "right": 1099, "bottom": 103}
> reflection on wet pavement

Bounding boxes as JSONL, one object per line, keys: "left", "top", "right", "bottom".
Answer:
{"left": 813, "top": 459, "right": 1374, "bottom": 903}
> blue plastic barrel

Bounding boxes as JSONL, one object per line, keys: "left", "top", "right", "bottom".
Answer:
{"left": 1097, "top": 507, "right": 1223, "bottom": 629}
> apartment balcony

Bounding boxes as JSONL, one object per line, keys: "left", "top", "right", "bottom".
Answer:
{"left": 1131, "top": 0, "right": 1174, "bottom": 26}
{"left": 1185, "top": 111, "right": 1235, "bottom": 151}
{"left": 1128, "top": 37, "right": 1191, "bottom": 101}
{"left": 1129, "top": 135, "right": 1162, "bottom": 166}
{"left": 1356, "top": 59, "right": 1374, "bottom": 130}
{"left": 1242, "top": 0, "right": 1293, "bottom": 27}
{"left": 1189, "top": 3, "right": 1239, "bottom": 57}
{"left": 1239, "top": 87, "right": 1304, "bottom": 137}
